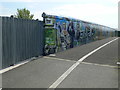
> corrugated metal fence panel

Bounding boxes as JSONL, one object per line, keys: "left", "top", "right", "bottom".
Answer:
{"left": 2, "top": 17, "right": 44, "bottom": 69}
{"left": 2, "top": 17, "right": 14, "bottom": 68}
{"left": 0, "top": 17, "right": 2, "bottom": 70}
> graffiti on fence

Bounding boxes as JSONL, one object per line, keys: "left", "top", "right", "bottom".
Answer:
{"left": 42, "top": 13, "right": 115, "bottom": 55}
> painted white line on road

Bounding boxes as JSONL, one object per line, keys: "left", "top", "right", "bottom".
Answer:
{"left": 0, "top": 60, "right": 30, "bottom": 74}
{"left": 48, "top": 38, "right": 118, "bottom": 89}
{"left": 81, "top": 62, "right": 118, "bottom": 68}
{"left": 0, "top": 56, "right": 42, "bottom": 74}
{"left": 49, "top": 54, "right": 56, "bottom": 57}
{"left": 43, "top": 56, "right": 77, "bottom": 63}
{"left": 117, "top": 62, "right": 120, "bottom": 65}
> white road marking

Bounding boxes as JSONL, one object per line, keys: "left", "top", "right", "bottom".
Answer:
{"left": 0, "top": 60, "right": 30, "bottom": 74}
{"left": 117, "top": 62, "right": 120, "bottom": 65}
{"left": 49, "top": 54, "right": 56, "bottom": 57}
{"left": 43, "top": 56, "right": 77, "bottom": 63}
{"left": 81, "top": 62, "right": 118, "bottom": 68}
{"left": 48, "top": 38, "right": 118, "bottom": 89}
{"left": 0, "top": 56, "right": 42, "bottom": 74}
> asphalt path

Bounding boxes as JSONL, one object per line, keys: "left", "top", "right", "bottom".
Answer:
{"left": 2, "top": 37, "right": 119, "bottom": 89}
{"left": 54, "top": 37, "right": 117, "bottom": 61}
{"left": 2, "top": 58, "right": 74, "bottom": 88}
{"left": 57, "top": 63, "right": 118, "bottom": 88}
{"left": 84, "top": 37, "right": 118, "bottom": 66}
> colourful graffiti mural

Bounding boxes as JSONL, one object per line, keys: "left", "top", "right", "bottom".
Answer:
{"left": 42, "top": 13, "right": 116, "bottom": 55}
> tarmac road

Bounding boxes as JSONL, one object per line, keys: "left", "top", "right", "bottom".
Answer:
{"left": 2, "top": 37, "right": 119, "bottom": 89}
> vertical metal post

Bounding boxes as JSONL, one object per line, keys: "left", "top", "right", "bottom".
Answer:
{"left": 118, "top": 2, "right": 120, "bottom": 90}
{"left": 118, "top": 2, "right": 120, "bottom": 62}
{"left": 42, "top": 13, "right": 46, "bottom": 55}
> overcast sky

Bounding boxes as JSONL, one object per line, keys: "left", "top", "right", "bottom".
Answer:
{"left": 0, "top": 0, "right": 119, "bottom": 29}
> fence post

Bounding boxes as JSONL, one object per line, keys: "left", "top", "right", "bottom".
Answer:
{"left": 118, "top": 2, "right": 120, "bottom": 62}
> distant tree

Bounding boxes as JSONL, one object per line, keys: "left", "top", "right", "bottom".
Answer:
{"left": 15, "top": 8, "right": 34, "bottom": 19}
